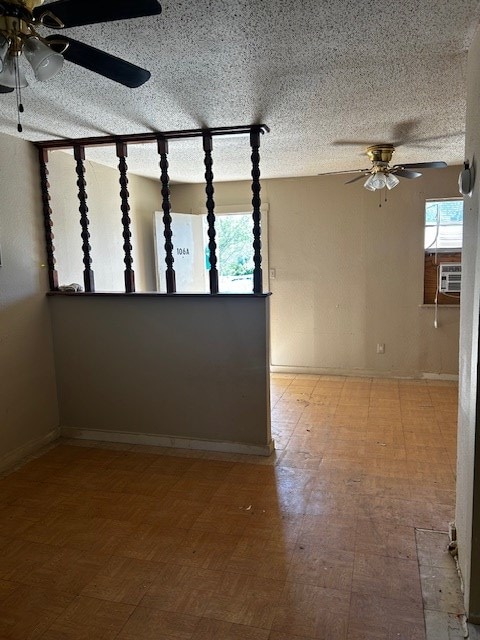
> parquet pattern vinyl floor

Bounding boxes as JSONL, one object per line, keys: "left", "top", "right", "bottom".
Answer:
{"left": 0, "top": 374, "right": 457, "bottom": 639}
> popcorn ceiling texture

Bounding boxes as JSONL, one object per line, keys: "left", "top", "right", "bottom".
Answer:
{"left": 0, "top": 0, "right": 477, "bottom": 181}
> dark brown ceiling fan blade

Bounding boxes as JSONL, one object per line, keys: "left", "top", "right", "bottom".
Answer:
{"left": 394, "top": 161, "right": 447, "bottom": 169}
{"left": 46, "top": 36, "right": 151, "bottom": 88}
{"left": 0, "top": 84, "right": 14, "bottom": 93}
{"left": 34, "top": 0, "right": 161, "bottom": 29}
{"left": 393, "top": 168, "right": 422, "bottom": 179}
{"left": 332, "top": 140, "right": 384, "bottom": 147}
{"left": 318, "top": 168, "right": 369, "bottom": 176}
{"left": 345, "top": 173, "right": 369, "bottom": 184}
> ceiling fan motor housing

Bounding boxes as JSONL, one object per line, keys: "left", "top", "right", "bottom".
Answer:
{"left": 366, "top": 144, "right": 395, "bottom": 164}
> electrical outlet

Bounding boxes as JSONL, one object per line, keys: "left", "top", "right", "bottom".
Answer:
{"left": 269, "top": 268, "right": 276, "bottom": 279}
{"left": 376, "top": 343, "right": 385, "bottom": 354}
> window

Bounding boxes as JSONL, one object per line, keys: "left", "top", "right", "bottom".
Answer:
{"left": 423, "top": 199, "right": 463, "bottom": 304}
{"left": 154, "top": 208, "right": 269, "bottom": 293}
{"left": 425, "top": 199, "right": 463, "bottom": 251}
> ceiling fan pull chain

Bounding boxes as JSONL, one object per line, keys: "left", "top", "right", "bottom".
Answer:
{"left": 13, "top": 56, "right": 24, "bottom": 133}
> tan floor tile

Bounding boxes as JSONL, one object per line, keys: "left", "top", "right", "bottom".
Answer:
{"left": 305, "top": 489, "right": 362, "bottom": 517}
{"left": 355, "top": 519, "right": 417, "bottom": 560}
{"left": 110, "top": 522, "right": 189, "bottom": 561}
{"left": 358, "top": 496, "right": 448, "bottom": 529}
{"left": 19, "top": 513, "right": 134, "bottom": 553}
{"left": 0, "top": 580, "right": 19, "bottom": 602}
{"left": 272, "top": 582, "right": 350, "bottom": 639}
{"left": 276, "top": 451, "right": 323, "bottom": 470}
{"left": 348, "top": 592, "right": 425, "bottom": 639}
{"left": 3, "top": 480, "right": 77, "bottom": 515}
{"left": 0, "top": 539, "right": 60, "bottom": 582}
{"left": 145, "top": 455, "right": 198, "bottom": 475}
{"left": 81, "top": 555, "right": 163, "bottom": 604}
{"left": 0, "top": 585, "right": 74, "bottom": 639}
{"left": 20, "top": 547, "right": 111, "bottom": 595}
{"left": 167, "top": 535, "right": 239, "bottom": 572}
{"left": 287, "top": 546, "right": 354, "bottom": 591}
{"left": 203, "top": 573, "right": 284, "bottom": 629}
{"left": 141, "top": 565, "right": 223, "bottom": 616}
{"left": 0, "top": 479, "right": 32, "bottom": 505}
{"left": 361, "top": 475, "right": 412, "bottom": 500}
{"left": 352, "top": 552, "right": 422, "bottom": 605}
{"left": 41, "top": 595, "right": 134, "bottom": 639}
{"left": 269, "top": 633, "right": 317, "bottom": 640}
{"left": 191, "top": 618, "right": 269, "bottom": 639}
{"left": 117, "top": 607, "right": 200, "bottom": 639}
{"left": 226, "top": 546, "right": 292, "bottom": 580}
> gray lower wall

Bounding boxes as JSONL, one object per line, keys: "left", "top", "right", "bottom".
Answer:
{"left": 49, "top": 294, "right": 271, "bottom": 451}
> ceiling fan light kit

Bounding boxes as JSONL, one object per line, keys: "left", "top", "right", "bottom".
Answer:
{"left": 0, "top": 0, "right": 162, "bottom": 130}
{"left": 0, "top": 43, "right": 27, "bottom": 88}
{"left": 24, "top": 35, "right": 63, "bottom": 81}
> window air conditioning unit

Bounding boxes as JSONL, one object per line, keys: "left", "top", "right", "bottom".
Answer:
{"left": 439, "top": 263, "right": 462, "bottom": 293}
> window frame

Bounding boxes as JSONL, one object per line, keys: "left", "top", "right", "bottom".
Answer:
{"left": 423, "top": 198, "right": 463, "bottom": 305}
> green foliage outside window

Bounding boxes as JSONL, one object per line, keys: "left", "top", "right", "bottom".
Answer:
{"left": 216, "top": 215, "right": 254, "bottom": 276}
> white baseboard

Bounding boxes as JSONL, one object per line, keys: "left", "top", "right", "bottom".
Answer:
{"left": 270, "top": 365, "right": 459, "bottom": 381}
{"left": 420, "top": 372, "right": 459, "bottom": 381}
{"left": 61, "top": 427, "right": 275, "bottom": 457}
{"left": 0, "top": 428, "right": 60, "bottom": 474}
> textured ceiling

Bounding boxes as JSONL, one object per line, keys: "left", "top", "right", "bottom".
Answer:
{"left": 1, "top": 0, "right": 479, "bottom": 182}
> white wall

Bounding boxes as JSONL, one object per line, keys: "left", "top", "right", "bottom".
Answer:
{"left": 456, "top": 22, "right": 480, "bottom": 622}
{"left": 171, "top": 169, "right": 461, "bottom": 378}
{"left": 48, "top": 150, "right": 161, "bottom": 292}
{"left": 0, "top": 133, "right": 59, "bottom": 468}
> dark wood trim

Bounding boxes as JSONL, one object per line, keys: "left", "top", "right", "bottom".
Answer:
{"left": 116, "top": 142, "right": 135, "bottom": 293}
{"left": 73, "top": 145, "right": 95, "bottom": 292}
{"left": 157, "top": 138, "right": 176, "bottom": 293}
{"left": 47, "top": 291, "right": 272, "bottom": 298}
{"left": 35, "top": 124, "right": 270, "bottom": 151}
{"left": 250, "top": 126, "right": 263, "bottom": 294}
{"left": 203, "top": 133, "right": 219, "bottom": 294}
{"left": 38, "top": 148, "right": 59, "bottom": 291}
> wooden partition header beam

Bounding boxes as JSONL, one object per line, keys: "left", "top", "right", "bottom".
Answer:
{"left": 34, "top": 124, "right": 270, "bottom": 152}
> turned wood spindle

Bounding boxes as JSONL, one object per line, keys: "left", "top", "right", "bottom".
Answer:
{"left": 157, "top": 138, "right": 176, "bottom": 293}
{"left": 74, "top": 145, "right": 95, "bottom": 292}
{"left": 250, "top": 127, "right": 263, "bottom": 294}
{"left": 203, "top": 133, "right": 219, "bottom": 294}
{"left": 116, "top": 142, "right": 135, "bottom": 293}
{"left": 38, "top": 148, "right": 59, "bottom": 291}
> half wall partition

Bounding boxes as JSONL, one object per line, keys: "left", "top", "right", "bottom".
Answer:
{"left": 36, "top": 125, "right": 273, "bottom": 456}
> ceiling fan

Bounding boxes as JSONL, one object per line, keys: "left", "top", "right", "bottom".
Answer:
{"left": 321, "top": 144, "right": 447, "bottom": 191}
{"left": 0, "top": 0, "right": 162, "bottom": 128}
